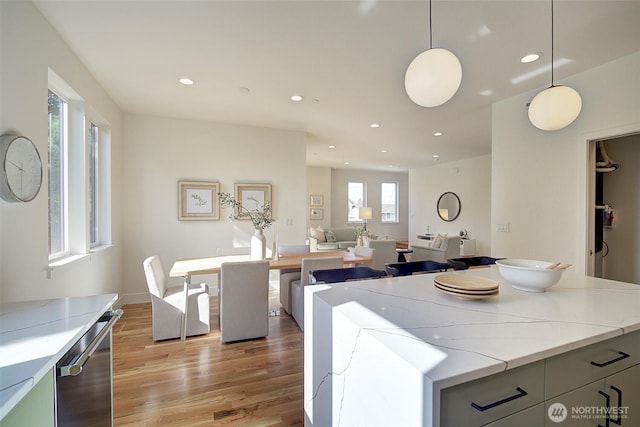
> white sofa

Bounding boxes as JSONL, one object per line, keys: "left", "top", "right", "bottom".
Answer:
{"left": 411, "top": 235, "right": 461, "bottom": 263}
{"left": 308, "top": 227, "right": 357, "bottom": 251}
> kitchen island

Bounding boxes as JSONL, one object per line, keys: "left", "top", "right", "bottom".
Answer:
{"left": 0, "top": 294, "right": 119, "bottom": 425}
{"left": 304, "top": 267, "right": 640, "bottom": 426}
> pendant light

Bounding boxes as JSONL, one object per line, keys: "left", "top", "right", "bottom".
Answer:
{"left": 528, "top": 0, "right": 582, "bottom": 131}
{"left": 404, "top": 0, "right": 462, "bottom": 107}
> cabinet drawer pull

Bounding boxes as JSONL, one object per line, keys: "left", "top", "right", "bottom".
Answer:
{"left": 598, "top": 390, "right": 610, "bottom": 427}
{"left": 610, "top": 386, "right": 622, "bottom": 426}
{"left": 590, "top": 351, "right": 630, "bottom": 368}
{"left": 470, "top": 387, "right": 528, "bottom": 412}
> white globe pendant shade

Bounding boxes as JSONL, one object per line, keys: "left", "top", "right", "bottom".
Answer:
{"left": 528, "top": 85, "right": 582, "bottom": 131}
{"left": 405, "top": 48, "right": 462, "bottom": 107}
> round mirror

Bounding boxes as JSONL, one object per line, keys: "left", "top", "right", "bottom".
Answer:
{"left": 437, "top": 192, "right": 461, "bottom": 222}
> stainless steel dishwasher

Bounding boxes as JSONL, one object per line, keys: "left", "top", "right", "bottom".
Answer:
{"left": 55, "top": 309, "right": 123, "bottom": 427}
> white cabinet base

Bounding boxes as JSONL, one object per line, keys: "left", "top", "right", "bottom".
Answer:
{"left": 460, "top": 239, "right": 476, "bottom": 256}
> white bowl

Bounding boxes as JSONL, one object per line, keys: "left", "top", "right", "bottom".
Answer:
{"left": 495, "top": 259, "right": 564, "bottom": 292}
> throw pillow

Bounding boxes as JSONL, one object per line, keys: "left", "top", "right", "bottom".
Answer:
{"left": 325, "top": 230, "right": 337, "bottom": 242}
{"left": 432, "top": 233, "right": 447, "bottom": 248}
{"left": 310, "top": 226, "right": 326, "bottom": 243}
{"left": 316, "top": 226, "right": 327, "bottom": 243}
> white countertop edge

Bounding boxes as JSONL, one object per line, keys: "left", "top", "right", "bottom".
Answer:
{"left": 431, "top": 327, "right": 624, "bottom": 391}
{"left": 0, "top": 294, "right": 118, "bottom": 421}
{"left": 338, "top": 304, "right": 626, "bottom": 392}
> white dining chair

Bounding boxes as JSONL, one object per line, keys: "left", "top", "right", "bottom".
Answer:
{"left": 219, "top": 260, "right": 270, "bottom": 343}
{"left": 143, "top": 255, "right": 210, "bottom": 341}
{"left": 349, "top": 245, "right": 375, "bottom": 263}
{"left": 278, "top": 244, "right": 311, "bottom": 315}
{"left": 290, "top": 256, "right": 343, "bottom": 331}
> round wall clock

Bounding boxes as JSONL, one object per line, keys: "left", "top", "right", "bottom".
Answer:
{"left": 0, "top": 134, "right": 43, "bottom": 203}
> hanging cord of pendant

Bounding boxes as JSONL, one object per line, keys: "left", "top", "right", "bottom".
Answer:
{"left": 429, "top": 0, "right": 433, "bottom": 49}
{"left": 550, "top": 0, "right": 555, "bottom": 87}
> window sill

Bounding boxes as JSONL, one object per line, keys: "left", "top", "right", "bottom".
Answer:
{"left": 48, "top": 254, "right": 90, "bottom": 278}
{"left": 47, "top": 245, "right": 113, "bottom": 278}
{"left": 49, "top": 253, "right": 89, "bottom": 268}
{"left": 90, "top": 244, "right": 114, "bottom": 254}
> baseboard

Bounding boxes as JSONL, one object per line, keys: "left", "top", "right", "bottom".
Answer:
{"left": 117, "top": 292, "right": 150, "bottom": 306}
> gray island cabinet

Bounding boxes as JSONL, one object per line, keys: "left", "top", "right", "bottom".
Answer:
{"left": 304, "top": 267, "right": 640, "bottom": 426}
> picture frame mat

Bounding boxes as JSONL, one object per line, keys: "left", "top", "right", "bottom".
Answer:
{"left": 310, "top": 194, "right": 324, "bottom": 207}
{"left": 234, "top": 183, "right": 272, "bottom": 220}
{"left": 178, "top": 181, "right": 220, "bottom": 220}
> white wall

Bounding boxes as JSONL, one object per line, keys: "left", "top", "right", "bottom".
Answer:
{"left": 408, "top": 155, "right": 492, "bottom": 255}
{"left": 121, "top": 114, "right": 307, "bottom": 302}
{"left": 602, "top": 134, "right": 640, "bottom": 284}
{"left": 0, "top": 1, "right": 123, "bottom": 302}
{"left": 330, "top": 169, "right": 409, "bottom": 241}
{"left": 492, "top": 52, "right": 640, "bottom": 276}
{"left": 307, "top": 166, "right": 332, "bottom": 230}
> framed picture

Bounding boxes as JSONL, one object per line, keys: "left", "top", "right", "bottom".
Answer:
{"left": 310, "top": 194, "right": 324, "bottom": 207}
{"left": 310, "top": 208, "right": 324, "bottom": 220}
{"left": 178, "top": 181, "right": 220, "bottom": 220}
{"left": 234, "top": 183, "right": 272, "bottom": 220}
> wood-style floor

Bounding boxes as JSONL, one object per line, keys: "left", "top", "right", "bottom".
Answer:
{"left": 112, "top": 290, "right": 304, "bottom": 426}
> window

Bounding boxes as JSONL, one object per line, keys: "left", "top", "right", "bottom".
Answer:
{"left": 89, "top": 122, "right": 99, "bottom": 246}
{"left": 381, "top": 182, "right": 398, "bottom": 223}
{"left": 48, "top": 89, "right": 67, "bottom": 257}
{"left": 48, "top": 69, "right": 112, "bottom": 266}
{"left": 348, "top": 182, "right": 365, "bottom": 222}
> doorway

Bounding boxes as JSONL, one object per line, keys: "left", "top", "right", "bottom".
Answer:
{"left": 586, "top": 132, "right": 640, "bottom": 283}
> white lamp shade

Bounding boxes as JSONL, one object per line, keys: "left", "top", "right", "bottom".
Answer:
{"left": 404, "top": 48, "right": 462, "bottom": 107}
{"left": 528, "top": 85, "right": 582, "bottom": 131}
{"left": 358, "top": 207, "right": 373, "bottom": 220}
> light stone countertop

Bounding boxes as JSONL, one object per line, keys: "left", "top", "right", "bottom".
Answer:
{"left": 0, "top": 294, "right": 118, "bottom": 421}
{"left": 305, "top": 267, "right": 640, "bottom": 426}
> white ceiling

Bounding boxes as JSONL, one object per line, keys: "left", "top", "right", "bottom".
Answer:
{"left": 34, "top": 0, "right": 640, "bottom": 172}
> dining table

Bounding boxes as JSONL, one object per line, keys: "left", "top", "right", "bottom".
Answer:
{"left": 169, "top": 250, "right": 373, "bottom": 340}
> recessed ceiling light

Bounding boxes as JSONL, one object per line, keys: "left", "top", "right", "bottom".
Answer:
{"left": 343, "top": 162, "right": 350, "bottom": 165}
{"left": 479, "top": 89, "right": 493, "bottom": 96}
{"left": 387, "top": 165, "right": 394, "bottom": 168}
{"left": 520, "top": 52, "right": 542, "bottom": 63}
{"left": 432, "top": 154, "right": 440, "bottom": 160}
{"left": 179, "top": 77, "right": 194, "bottom": 85}
{"left": 291, "top": 95, "right": 303, "bottom": 101}
{"left": 370, "top": 123, "right": 380, "bottom": 128}
{"left": 380, "top": 149, "right": 388, "bottom": 153}
{"left": 434, "top": 132, "right": 443, "bottom": 136}
{"left": 328, "top": 145, "right": 336, "bottom": 149}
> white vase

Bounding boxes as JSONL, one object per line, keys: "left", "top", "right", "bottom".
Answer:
{"left": 251, "top": 229, "right": 266, "bottom": 260}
